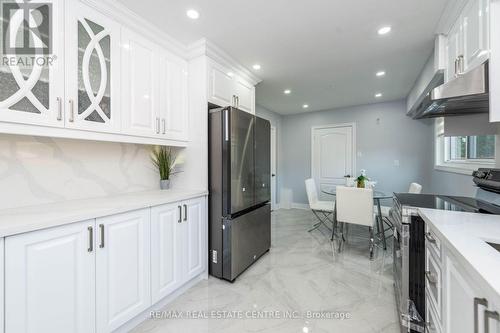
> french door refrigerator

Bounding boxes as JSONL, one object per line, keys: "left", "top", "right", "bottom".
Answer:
{"left": 209, "top": 107, "right": 271, "bottom": 281}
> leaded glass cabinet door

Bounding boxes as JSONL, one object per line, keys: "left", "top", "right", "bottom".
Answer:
{"left": 0, "top": 0, "right": 64, "bottom": 127}
{"left": 66, "top": 1, "right": 121, "bottom": 133}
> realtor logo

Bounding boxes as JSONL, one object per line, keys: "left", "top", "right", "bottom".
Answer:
{"left": 2, "top": 1, "right": 52, "bottom": 55}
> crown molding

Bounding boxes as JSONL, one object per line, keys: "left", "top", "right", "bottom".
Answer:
{"left": 187, "top": 38, "right": 262, "bottom": 85}
{"left": 80, "top": 0, "right": 188, "bottom": 58}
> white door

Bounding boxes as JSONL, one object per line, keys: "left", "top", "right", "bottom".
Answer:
{"left": 160, "top": 52, "right": 189, "bottom": 141}
{"left": 0, "top": 0, "right": 65, "bottom": 127}
{"left": 151, "top": 203, "right": 183, "bottom": 303}
{"left": 5, "top": 221, "right": 95, "bottom": 333}
{"left": 271, "top": 126, "right": 277, "bottom": 210}
{"left": 444, "top": 253, "right": 489, "bottom": 333}
{"left": 121, "top": 28, "right": 160, "bottom": 138}
{"left": 446, "top": 20, "right": 463, "bottom": 82}
{"left": 312, "top": 124, "right": 355, "bottom": 199}
{"left": 463, "top": 0, "right": 490, "bottom": 71}
{"left": 96, "top": 209, "right": 151, "bottom": 333}
{"left": 183, "top": 197, "right": 206, "bottom": 281}
{"left": 234, "top": 76, "right": 255, "bottom": 114}
{"left": 208, "top": 61, "right": 234, "bottom": 107}
{"left": 65, "top": 0, "right": 121, "bottom": 133}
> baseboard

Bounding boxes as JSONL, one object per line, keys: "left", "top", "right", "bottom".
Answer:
{"left": 290, "top": 203, "right": 310, "bottom": 210}
{"left": 115, "top": 271, "right": 208, "bottom": 333}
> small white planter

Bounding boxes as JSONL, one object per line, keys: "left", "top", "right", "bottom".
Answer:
{"left": 160, "top": 179, "right": 171, "bottom": 190}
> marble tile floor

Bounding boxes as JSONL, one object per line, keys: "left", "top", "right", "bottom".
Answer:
{"left": 132, "top": 209, "right": 399, "bottom": 333}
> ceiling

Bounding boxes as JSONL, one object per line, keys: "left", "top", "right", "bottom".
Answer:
{"left": 116, "top": 0, "right": 450, "bottom": 115}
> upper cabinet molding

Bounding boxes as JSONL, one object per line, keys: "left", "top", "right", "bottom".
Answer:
{"left": 188, "top": 39, "right": 262, "bottom": 86}
{"left": 80, "top": 0, "right": 188, "bottom": 58}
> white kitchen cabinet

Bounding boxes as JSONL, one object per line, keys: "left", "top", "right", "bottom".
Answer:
{"left": 0, "top": 0, "right": 65, "bottom": 128}
{"left": 0, "top": 238, "right": 3, "bottom": 333}
{"left": 446, "top": 20, "right": 463, "bottom": 82}
{"left": 96, "top": 208, "right": 151, "bottom": 333}
{"left": 490, "top": 0, "right": 500, "bottom": 122}
{"left": 5, "top": 220, "right": 96, "bottom": 333}
{"left": 463, "top": 0, "right": 490, "bottom": 70}
{"left": 160, "top": 52, "right": 189, "bottom": 141}
{"left": 234, "top": 77, "right": 256, "bottom": 114}
{"left": 184, "top": 197, "right": 206, "bottom": 280}
{"left": 151, "top": 197, "right": 207, "bottom": 303}
{"left": 65, "top": 0, "right": 121, "bottom": 133}
{"left": 121, "top": 28, "right": 160, "bottom": 138}
{"left": 151, "top": 203, "right": 183, "bottom": 303}
{"left": 207, "top": 60, "right": 256, "bottom": 114}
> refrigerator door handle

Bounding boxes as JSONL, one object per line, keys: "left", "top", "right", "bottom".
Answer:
{"left": 224, "top": 109, "right": 229, "bottom": 141}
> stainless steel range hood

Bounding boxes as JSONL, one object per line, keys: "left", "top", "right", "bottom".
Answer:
{"left": 410, "top": 61, "right": 489, "bottom": 119}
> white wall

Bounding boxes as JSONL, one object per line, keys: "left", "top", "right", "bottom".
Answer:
{"left": 280, "top": 100, "right": 434, "bottom": 205}
{"left": 0, "top": 134, "right": 186, "bottom": 210}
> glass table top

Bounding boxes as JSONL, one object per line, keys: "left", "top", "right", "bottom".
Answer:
{"left": 321, "top": 186, "right": 393, "bottom": 200}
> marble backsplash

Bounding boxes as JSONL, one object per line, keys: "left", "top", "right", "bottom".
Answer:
{"left": 0, "top": 134, "right": 180, "bottom": 210}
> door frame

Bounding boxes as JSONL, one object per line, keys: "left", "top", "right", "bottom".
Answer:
{"left": 270, "top": 126, "right": 277, "bottom": 210}
{"left": 311, "top": 122, "right": 357, "bottom": 186}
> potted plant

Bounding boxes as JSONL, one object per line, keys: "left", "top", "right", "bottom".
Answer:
{"left": 356, "top": 169, "right": 369, "bottom": 188}
{"left": 151, "top": 146, "right": 177, "bottom": 190}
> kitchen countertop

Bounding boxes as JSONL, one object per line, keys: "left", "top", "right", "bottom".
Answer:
{"left": 418, "top": 208, "right": 500, "bottom": 298}
{"left": 0, "top": 189, "right": 208, "bottom": 237}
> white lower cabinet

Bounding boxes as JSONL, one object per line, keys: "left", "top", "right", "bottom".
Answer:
{"left": 151, "top": 197, "right": 207, "bottom": 302}
{"left": 3, "top": 197, "right": 207, "bottom": 333}
{"left": 5, "top": 220, "right": 96, "bottom": 333}
{"left": 96, "top": 209, "right": 151, "bottom": 332}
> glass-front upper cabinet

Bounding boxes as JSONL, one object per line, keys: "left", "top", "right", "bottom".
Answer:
{"left": 0, "top": 0, "right": 65, "bottom": 127}
{"left": 65, "top": 0, "right": 121, "bottom": 133}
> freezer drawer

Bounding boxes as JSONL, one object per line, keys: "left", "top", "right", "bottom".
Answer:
{"left": 222, "top": 204, "right": 271, "bottom": 281}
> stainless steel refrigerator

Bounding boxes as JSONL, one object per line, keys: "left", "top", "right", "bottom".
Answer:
{"left": 208, "top": 106, "right": 271, "bottom": 281}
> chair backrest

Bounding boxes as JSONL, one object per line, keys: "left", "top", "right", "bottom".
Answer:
{"left": 305, "top": 178, "right": 319, "bottom": 206}
{"left": 336, "top": 186, "right": 374, "bottom": 227}
{"left": 409, "top": 183, "right": 423, "bottom": 194}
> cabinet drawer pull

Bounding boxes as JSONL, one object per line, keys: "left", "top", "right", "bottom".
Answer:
{"left": 425, "top": 270, "right": 437, "bottom": 285}
{"left": 69, "top": 99, "right": 75, "bottom": 122}
{"left": 485, "top": 310, "right": 499, "bottom": 333}
{"left": 184, "top": 204, "right": 187, "bottom": 221}
{"left": 425, "top": 232, "right": 436, "bottom": 244}
{"left": 87, "top": 226, "right": 93, "bottom": 252}
{"left": 178, "top": 205, "right": 182, "bottom": 223}
{"left": 474, "top": 298, "right": 488, "bottom": 333}
{"left": 56, "top": 97, "right": 62, "bottom": 121}
{"left": 99, "top": 224, "right": 105, "bottom": 248}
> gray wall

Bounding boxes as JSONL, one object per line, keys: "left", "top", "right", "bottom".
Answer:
{"left": 428, "top": 170, "right": 476, "bottom": 197}
{"left": 280, "top": 100, "right": 434, "bottom": 204}
{"left": 256, "top": 105, "right": 284, "bottom": 202}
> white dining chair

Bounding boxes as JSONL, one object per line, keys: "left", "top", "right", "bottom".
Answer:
{"left": 305, "top": 179, "right": 335, "bottom": 233}
{"left": 336, "top": 186, "right": 376, "bottom": 259}
{"left": 375, "top": 182, "right": 423, "bottom": 220}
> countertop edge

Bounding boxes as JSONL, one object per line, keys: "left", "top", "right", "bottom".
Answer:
{"left": 0, "top": 189, "right": 209, "bottom": 238}
{"left": 417, "top": 208, "right": 500, "bottom": 303}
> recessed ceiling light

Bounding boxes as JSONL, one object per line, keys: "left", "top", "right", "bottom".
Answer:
{"left": 284, "top": 89, "right": 291, "bottom": 95}
{"left": 252, "top": 64, "right": 261, "bottom": 70}
{"left": 186, "top": 9, "right": 200, "bottom": 20}
{"left": 375, "top": 93, "right": 383, "bottom": 98}
{"left": 227, "top": 72, "right": 234, "bottom": 77}
{"left": 376, "top": 71, "right": 386, "bottom": 77}
{"left": 378, "top": 26, "right": 392, "bottom": 35}
{"left": 303, "top": 104, "right": 309, "bottom": 109}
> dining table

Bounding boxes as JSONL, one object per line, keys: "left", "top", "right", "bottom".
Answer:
{"left": 321, "top": 186, "right": 393, "bottom": 250}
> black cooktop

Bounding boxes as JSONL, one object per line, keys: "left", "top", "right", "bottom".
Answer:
{"left": 394, "top": 193, "right": 500, "bottom": 215}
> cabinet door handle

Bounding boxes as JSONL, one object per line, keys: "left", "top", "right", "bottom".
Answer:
{"left": 156, "top": 117, "right": 160, "bottom": 134}
{"left": 56, "top": 97, "right": 62, "bottom": 121}
{"left": 474, "top": 298, "right": 488, "bottom": 333}
{"left": 99, "top": 224, "right": 105, "bottom": 248}
{"left": 458, "top": 55, "right": 464, "bottom": 74}
{"left": 485, "top": 310, "right": 500, "bottom": 333}
{"left": 425, "top": 232, "right": 437, "bottom": 244}
{"left": 178, "top": 205, "right": 182, "bottom": 223}
{"left": 162, "top": 118, "right": 166, "bottom": 134}
{"left": 183, "top": 204, "right": 187, "bottom": 221}
{"left": 425, "top": 270, "right": 437, "bottom": 285}
{"left": 87, "top": 226, "right": 93, "bottom": 252}
{"left": 69, "top": 99, "right": 75, "bottom": 122}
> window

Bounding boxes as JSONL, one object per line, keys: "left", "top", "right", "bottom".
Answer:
{"left": 435, "top": 119, "right": 496, "bottom": 174}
